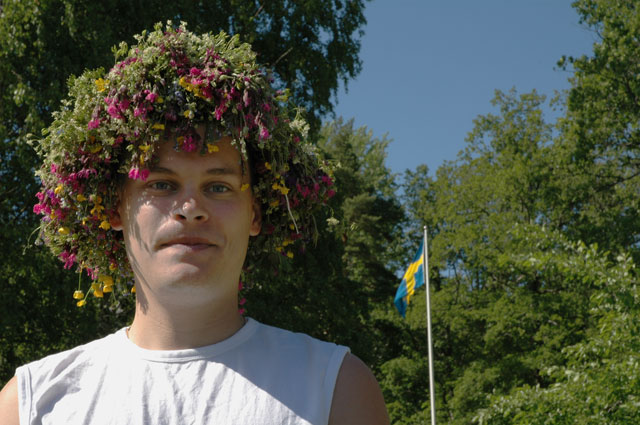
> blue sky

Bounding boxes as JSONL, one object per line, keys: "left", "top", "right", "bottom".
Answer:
{"left": 332, "top": 1, "right": 597, "bottom": 177}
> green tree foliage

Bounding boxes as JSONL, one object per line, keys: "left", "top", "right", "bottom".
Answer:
{"left": 0, "top": 0, "right": 369, "bottom": 384}
{"left": 476, "top": 227, "right": 640, "bottom": 425}
{"left": 386, "top": 90, "right": 594, "bottom": 424}
{"left": 554, "top": 0, "right": 640, "bottom": 253}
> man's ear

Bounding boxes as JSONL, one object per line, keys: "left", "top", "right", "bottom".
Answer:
{"left": 108, "top": 202, "right": 123, "bottom": 231}
{"left": 249, "top": 197, "right": 262, "bottom": 236}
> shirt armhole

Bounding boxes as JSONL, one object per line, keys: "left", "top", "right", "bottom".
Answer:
{"left": 321, "top": 346, "right": 350, "bottom": 425}
{"left": 16, "top": 365, "right": 32, "bottom": 425}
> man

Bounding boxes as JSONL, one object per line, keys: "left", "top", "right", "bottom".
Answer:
{"left": 0, "top": 22, "right": 389, "bottom": 424}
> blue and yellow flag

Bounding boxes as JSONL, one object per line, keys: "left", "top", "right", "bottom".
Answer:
{"left": 394, "top": 241, "right": 425, "bottom": 317}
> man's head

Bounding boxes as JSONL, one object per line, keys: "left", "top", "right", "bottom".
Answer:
{"left": 33, "top": 22, "right": 335, "bottom": 303}
{"left": 111, "top": 136, "right": 261, "bottom": 308}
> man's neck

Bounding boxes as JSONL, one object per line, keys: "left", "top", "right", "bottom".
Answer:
{"left": 126, "top": 298, "right": 246, "bottom": 350}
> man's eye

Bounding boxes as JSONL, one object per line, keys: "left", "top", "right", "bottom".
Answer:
{"left": 207, "top": 184, "right": 229, "bottom": 193}
{"left": 149, "top": 181, "right": 173, "bottom": 191}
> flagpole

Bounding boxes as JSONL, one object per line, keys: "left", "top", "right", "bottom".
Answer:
{"left": 423, "top": 225, "right": 436, "bottom": 425}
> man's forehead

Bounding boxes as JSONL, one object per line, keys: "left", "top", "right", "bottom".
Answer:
{"left": 153, "top": 137, "right": 243, "bottom": 169}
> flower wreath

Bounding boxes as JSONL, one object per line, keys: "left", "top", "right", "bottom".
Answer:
{"left": 33, "top": 21, "right": 336, "bottom": 306}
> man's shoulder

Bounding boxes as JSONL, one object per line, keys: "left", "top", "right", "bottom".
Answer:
{"left": 17, "top": 328, "right": 124, "bottom": 382}
{"left": 247, "top": 319, "right": 348, "bottom": 357}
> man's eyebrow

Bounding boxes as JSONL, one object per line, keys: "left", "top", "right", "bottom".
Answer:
{"left": 149, "top": 166, "right": 241, "bottom": 176}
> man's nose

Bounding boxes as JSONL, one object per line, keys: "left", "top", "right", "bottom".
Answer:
{"left": 173, "top": 196, "right": 209, "bottom": 222}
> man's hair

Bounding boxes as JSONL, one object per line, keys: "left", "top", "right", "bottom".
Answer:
{"left": 33, "top": 22, "right": 335, "bottom": 303}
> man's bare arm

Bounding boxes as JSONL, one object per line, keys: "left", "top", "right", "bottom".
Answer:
{"left": 329, "top": 353, "right": 390, "bottom": 425}
{"left": 0, "top": 376, "right": 19, "bottom": 425}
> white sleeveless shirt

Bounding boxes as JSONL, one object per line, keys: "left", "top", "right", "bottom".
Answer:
{"left": 16, "top": 318, "right": 349, "bottom": 425}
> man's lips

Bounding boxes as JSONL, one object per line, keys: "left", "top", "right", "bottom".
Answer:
{"left": 159, "top": 237, "right": 215, "bottom": 250}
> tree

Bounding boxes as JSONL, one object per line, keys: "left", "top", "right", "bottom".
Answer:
{"left": 475, "top": 228, "right": 640, "bottom": 425}
{"left": 384, "top": 90, "right": 594, "bottom": 424}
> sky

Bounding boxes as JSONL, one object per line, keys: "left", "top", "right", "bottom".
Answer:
{"left": 332, "top": 0, "right": 598, "bottom": 177}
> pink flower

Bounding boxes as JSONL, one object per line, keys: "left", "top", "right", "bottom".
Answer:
{"left": 128, "top": 167, "right": 150, "bottom": 181}
{"left": 107, "top": 105, "right": 121, "bottom": 119}
{"left": 201, "top": 85, "right": 213, "bottom": 99}
{"left": 134, "top": 106, "right": 146, "bottom": 118}
{"left": 259, "top": 127, "right": 270, "bottom": 140}
{"left": 88, "top": 118, "right": 100, "bottom": 129}
{"left": 190, "top": 67, "right": 202, "bottom": 76}
{"left": 59, "top": 251, "right": 76, "bottom": 269}
{"left": 182, "top": 135, "right": 196, "bottom": 152}
{"left": 327, "top": 189, "right": 336, "bottom": 198}
{"left": 145, "top": 92, "right": 158, "bottom": 102}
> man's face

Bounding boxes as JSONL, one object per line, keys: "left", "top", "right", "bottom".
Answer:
{"left": 112, "top": 137, "right": 261, "bottom": 306}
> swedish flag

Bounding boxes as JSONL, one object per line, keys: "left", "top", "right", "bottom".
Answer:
{"left": 394, "top": 241, "right": 425, "bottom": 317}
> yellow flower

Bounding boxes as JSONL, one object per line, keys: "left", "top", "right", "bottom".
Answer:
{"left": 131, "top": 286, "right": 136, "bottom": 294}
{"left": 183, "top": 110, "right": 194, "bottom": 119}
{"left": 151, "top": 123, "right": 165, "bottom": 131}
{"left": 109, "top": 263, "right": 117, "bottom": 271}
{"left": 90, "top": 145, "right": 102, "bottom": 154}
{"left": 77, "top": 300, "right": 87, "bottom": 307}
{"left": 286, "top": 251, "right": 294, "bottom": 259}
{"left": 77, "top": 194, "right": 87, "bottom": 202}
{"left": 54, "top": 184, "right": 64, "bottom": 195}
{"left": 91, "top": 205, "right": 105, "bottom": 216}
{"left": 270, "top": 199, "right": 279, "bottom": 207}
{"left": 139, "top": 144, "right": 152, "bottom": 152}
{"left": 91, "top": 283, "right": 100, "bottom": 291}
{"left": 282, "top": 239, "right": 292, "bottom": 247}
{"left": 241, "top": 183, "right": 249, "bottom": 192}
{"left": 264, "top": 162, "right": 272, "bottom": 170}
{"left": 179, "top": 76, "right": 189, "bottom": 88}
{"left": 73, "top": 290, "right": 84, "bottom": 300}
{"left": 279, "top": 186, "right": 290, "bottom": 196}
{"left": 156, "top": 97, "right": 164, "bottom": 104}
{"left": 99, "top": 275, "right": 114, "bottom": 286}
{"left": 93, "top": 288, "right": 104, "bottom": 298}
{"left": 207, "top": 143, "right": 219, "bottom": 153}
{"left": 275, "top": 246, "right": 283, "bottom": 253}
{"left": 103, "top": 285, "right": 113, "bottom": 293}
{"left": 58, "top": 227, "right": 70, "bottom": 235}
{"left": 99, "top": 220, "right": 111, "bottom": 230}
{"left": 95, "top": 78, "right": 108, "bottom": 93}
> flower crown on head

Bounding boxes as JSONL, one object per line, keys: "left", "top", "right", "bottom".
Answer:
{"left": 33, "top": 21, "right": 336, "bottom": 306}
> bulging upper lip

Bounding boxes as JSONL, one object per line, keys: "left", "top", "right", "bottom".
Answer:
{"left": 159, "top": 236, "right": 215, "bottom": 248}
